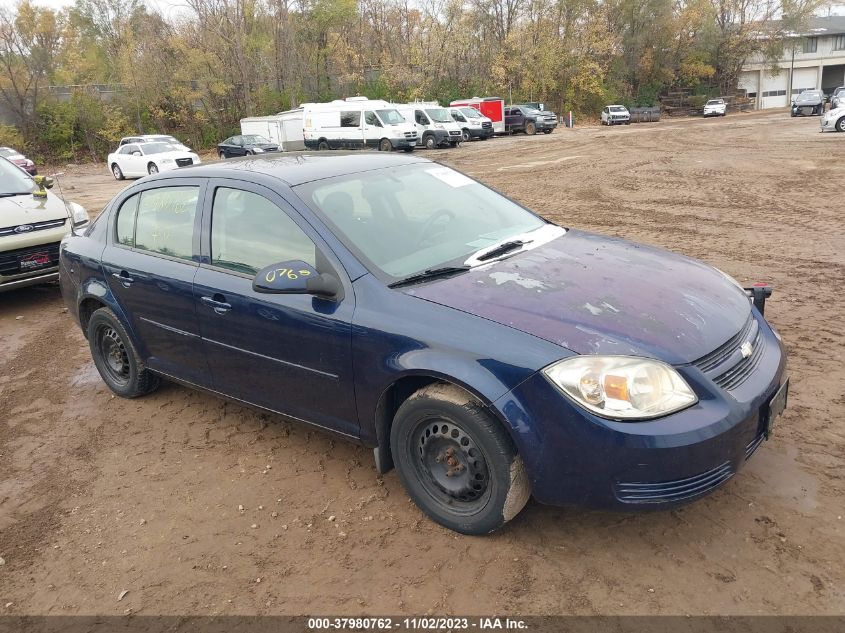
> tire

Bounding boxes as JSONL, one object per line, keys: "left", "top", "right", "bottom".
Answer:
{"left": 461, "top": 129, "right": 471, "bottom": 142}
{"left": 219, "top": 151, "right": 226, "bottom": 159}
{"left": 424, "top": 134, "right": 437, "bottom": 150}
{"left": 378, "top": 138, "right": 393, "bottom": 152}
{"left": 87, "top": 307, "right": 160, "bottom": 398}
{"left": 544, "top": 129, "right": 552, "bottom": 134}
{"left": 390, "top": 383, "right": 531, "bottom": 535}
{"left": 525, "top": 121, "right": 536, "bottom": 135}
{"left": 836, "top": 117, "right": 845, "bottom": 133}
{"left": 111, "top": 163, "right": 124, "bottom": 180}
{"left": 147, "top": 162, "right": 158, "bottom": 175}
{"left": 402, "top": 147, "right": 414, "bottom": 152}
{"left": 317, "top": 140, "right": 330, "bottom": 151}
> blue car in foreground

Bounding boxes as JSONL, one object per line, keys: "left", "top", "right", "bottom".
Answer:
{"left": 59, "top": 153, "right": 788, "bottom": 534}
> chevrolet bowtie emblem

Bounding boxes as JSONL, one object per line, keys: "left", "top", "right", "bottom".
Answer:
{"left": 740, "top": 341, "right": 754, "bottom": 359}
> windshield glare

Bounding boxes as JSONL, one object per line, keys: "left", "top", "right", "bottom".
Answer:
{"left": 376, "top": 109, "right": 406, "bottom": 125}
{"left": 425, "top": 108, "right": 453, "bottom": 123}
{"left": 242, "top": 135, "right": 270, "bottom": 144}
{"left": 0, "top": 148, "right": 18, "bottom": 158}
{"left": 609, "top": 106, "right": 626, "bottom": 112}
{"left": 0, "top": 158, "right": 36, "bottom": 195}
{"left": 297, "top": 164, "right": 546, "bottom": 280}
{"left": 460, "top": 108, "right": 481, "bottom": 118}
{"left": 142, "top": 143, "right": 179, "bottom": 155}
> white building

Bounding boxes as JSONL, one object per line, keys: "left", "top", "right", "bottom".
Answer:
{"left": 739, "top": 16, "right": 845, "bottom": 109}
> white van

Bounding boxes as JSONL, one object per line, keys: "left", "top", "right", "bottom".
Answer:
{"left": 448, "top": 107, "right": 495, "bottom": 141}
{"left": 302, "top": 98, "right": 417, "bottom": 152}
{"left": 394, "top": 102, "right": 463, "bottom": 149}
{"left": 240, "top": 109, "right": 305, "bottom": 151}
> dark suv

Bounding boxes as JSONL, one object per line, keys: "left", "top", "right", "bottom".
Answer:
{"left": 504, "top": 106, "right": 556, "bottom": 135}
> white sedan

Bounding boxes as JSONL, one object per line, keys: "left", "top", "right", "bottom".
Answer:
{"left": 821, "top": 104, "right": 845, "bottom": 132}
{"left": 108, "top": 142, "right": 201, "bottom": 180}
{"left": 703, "top": 99, "right": 727, "bottom": 117}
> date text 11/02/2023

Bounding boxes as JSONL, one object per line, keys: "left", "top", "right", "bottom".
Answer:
{"left": 306, "top": 617, "right": 528, "bottom": 630}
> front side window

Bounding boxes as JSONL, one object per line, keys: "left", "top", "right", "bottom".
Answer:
{"left": 425, "top": 108, "right": 453, "bottom": 123}
{"left": 460, "top": 107, "right": 480, "bottom": 119}
{"left": 364, "top": 111, "right": 380, "bottom": 126}
{"left": 375, "top": 109, "right": 405, "bottom": 125}
{"left": 451, "top": 111, "right": 466, "bottom": 122}
{"left": 340, "top": 111, "right": 361, "bottom": 127}
{"left": 133, "top": 186, "right": 199, "bottom": 260}
{"left": 120, "top": 145, "right": 138, "bottom": 155}
{"left": 297, "top": 164, "right": 546, "bottom": 280}
{"left": 211, "top": 187, "right": 316, "bottom": 275}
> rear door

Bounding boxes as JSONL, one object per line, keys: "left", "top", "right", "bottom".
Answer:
{"left": 192, "top": 179, "right": 358, "bottom": 437}
{"left": 102, "top": 180, "right": 210, "bottom": 385}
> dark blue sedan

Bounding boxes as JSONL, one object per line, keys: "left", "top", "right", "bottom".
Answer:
{"left": 59, "top": 153, "right": 788, "bottom": 534}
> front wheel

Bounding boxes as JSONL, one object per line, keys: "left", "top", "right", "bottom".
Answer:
{"left": 88, "top": 307, "right": 160, "bottom": 398}
{"left": 147, "top": 162, "right": 158, "bottom": 175}
{"left": 390, "top": 383, "right": 531, "bottom": 535}
{"left": 378, "top": 138, "right": 393, "bottom": 152}
{"left": 317, "top": 140, "right": 330, "bottom": 151}
{"left": 461, "top": 129, "right": 471, "bottom": 142}
{"left": 525, "top": 122, "right": 536, "bottom": 135}
{"left": 544, "top": 129, "right": 552, "bottom": 134}
{"left": 836, "top": 117, "right": 845, "bottom": 132}
{"left": 219, "top": 151, "right": 226, "bottom": 159}
{"left": 424, "top": 134, "right": 437, "bottom": 150}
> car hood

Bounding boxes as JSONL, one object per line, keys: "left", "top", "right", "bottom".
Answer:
{"left": 404, "top": 230, "right": 751, "bottom": 365}
{"left": 0, "top": 191, "right": 69, "bottom": 225}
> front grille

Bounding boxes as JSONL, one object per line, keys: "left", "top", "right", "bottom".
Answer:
{"left": 482, "top": 122, "right": 492, "bottom": 129}
{"left": 745, "top": 433, "right": 765, "bottom": 460}
{"left": 695, "top": 315, "right": 756, "bottom": 373}
{"left": 0, "top": 241, "right": 61, "bottom": 276}
{"left": 449, "top": 130, "right": 461, "bottom": 136}
{"left": 0, "top": 218, "right": 65, "bottom": 237}
{"left": 713, "top": 329, "right": 765, "bottom": 390}
{"left": 615, "top": 461, "right": 733, "bottom": 504}
{"left": 175, "top": 158, "right": 193, "bottom": 167}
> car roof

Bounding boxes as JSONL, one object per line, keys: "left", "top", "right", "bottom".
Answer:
{"left": 146, "top": 152, "right": 433, "bottom": 187}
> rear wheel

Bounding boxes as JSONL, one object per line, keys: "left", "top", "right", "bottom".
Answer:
{"left": 378, "top": 138, "right": 393, "bottom": 152}
{"left": 111, "top": 163, "right": 124, "bottom": 180}
{"left": 87, "top": 307, "right": 160, "bottom": 398}
{"left": 147, "top": 162, "right": 158, "bottom": 175}
{"left": 390, "top": 383, "right": 530, "bottom": 535}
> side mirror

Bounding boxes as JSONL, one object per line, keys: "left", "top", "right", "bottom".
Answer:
{"left": 131, "top": 151, "right": 142, "bottom": 156}
{"left": 33, "top": 175, "right": 54, "bottom": 189}
{"left": 253, "top": 260, "right": 341, "bottom": 300}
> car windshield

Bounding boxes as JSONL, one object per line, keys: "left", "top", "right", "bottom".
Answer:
{"left": 706, "top": 100, "right": 723, "bottom": 105}
{"left": 150, "top": 136, "right": 180, "bottom": 144}
{"left": 296, "top": 163, "right": 547, "bottom": 280}
{"left": 424, "top": 108, "right": 453, "bottom": 123}
{"left": 141, "top": 142, "right": 178, "bottom": 155}
{"left": 0, "top": 157, "right": 36, "bottom": 195}
{"left": 609, "top": 106, "right": 627, "bottom": 112}
{"left": 460, "top": 108, "right": 481, "bottom": 118}
{"left": 797, "top": 92, "right": 821, "bottom": 102}
{"left": 0, "top": 147, "right": 18, "bottom": 158}
{"left": 523, "top": 107, "right": 541, "bottom": 114}
{"left": 376, "top": 109, "right": 406, "bottom": 125}
{"left": 242, "top": 135, "right": 271, "bottom": 144}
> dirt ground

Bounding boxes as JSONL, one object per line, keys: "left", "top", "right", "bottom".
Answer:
{"left": 1, "top": 110, "right": 843, "bottom": 617}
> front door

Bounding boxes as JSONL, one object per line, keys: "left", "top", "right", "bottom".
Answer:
{"left": 193, "top": 180, "right": 358, "bottom": 438}
{"left": 102, "top": 182, "right": 210, "bottom": 385}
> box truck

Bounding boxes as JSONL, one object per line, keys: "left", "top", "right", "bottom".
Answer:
{"left": 240, "top": 109, "right": 305, "bottom": 151}
{"left": 449, "top": 97, "right": 505, "bottom": 134}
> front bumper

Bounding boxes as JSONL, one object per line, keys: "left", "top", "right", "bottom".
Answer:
{"left": 820, "top": 115, "right": 839, "bottom": 131}
{"left": 607, "top": 117, "right": 630, "bottom": 125}
{"left": 703, "top": 109, "right": 725, "bottom": 117}
{"left": 468, "top": 126, "right": 494, "bottom": 139}
{"left": 493, "top": 312, "right": 787, "bottom": 509}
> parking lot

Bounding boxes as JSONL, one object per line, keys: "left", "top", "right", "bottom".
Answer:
{"left": 1, "top": 110, "right": 843, "bottom": 615}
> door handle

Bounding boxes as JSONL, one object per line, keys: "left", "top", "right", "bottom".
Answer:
{"left": 112, "top": 271, "right": 134, "bottom": 286}
{"left": 201, "top": 295, "right": 232, "bottom": 314}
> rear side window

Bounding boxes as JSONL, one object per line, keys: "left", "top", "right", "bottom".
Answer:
{"left": 340, "top": 111, "right": 360, "bottom": 128}
{"left": 132, "top": 186, "right": 199, "bottom": 261}
{"left": 115, "top": 195, "right": 139, "bottom": 246}
{"left": 210, "top": 187, "right": 316, "bottom": 275}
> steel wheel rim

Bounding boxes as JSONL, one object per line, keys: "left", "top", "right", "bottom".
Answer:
{"left": 410, "top": 417, "right": 491, "bottom": 514}
{"left": 149, "top": 164, "right": 158, "bottom": 174}
{"left": 96, "top": 325, "right": 130, "bottom": 385}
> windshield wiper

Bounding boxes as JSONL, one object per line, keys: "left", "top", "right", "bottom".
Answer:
{"left": 389, "top": 266, "right": 471, "bottom": 288}
{"left": 476, "top": 239, "right": 531, "bottom": 261}
{"left": 0, "top": 192, "right": 34, "bottom": 198}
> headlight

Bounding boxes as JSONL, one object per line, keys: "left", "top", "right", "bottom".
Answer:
{"left": 252, "top": 147, "right": 265, "bottom": 153}
{"left": 68, "top": 201, "right": 89, "bottom": 226}
{"left": 434, "top": 124, "right": 445, "bottom": 129}
{"left": 160, "top": 158, "right": 174, "bottom": 164}
{"left": 543, "top": 356, "right": 697, "bottom": 420}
